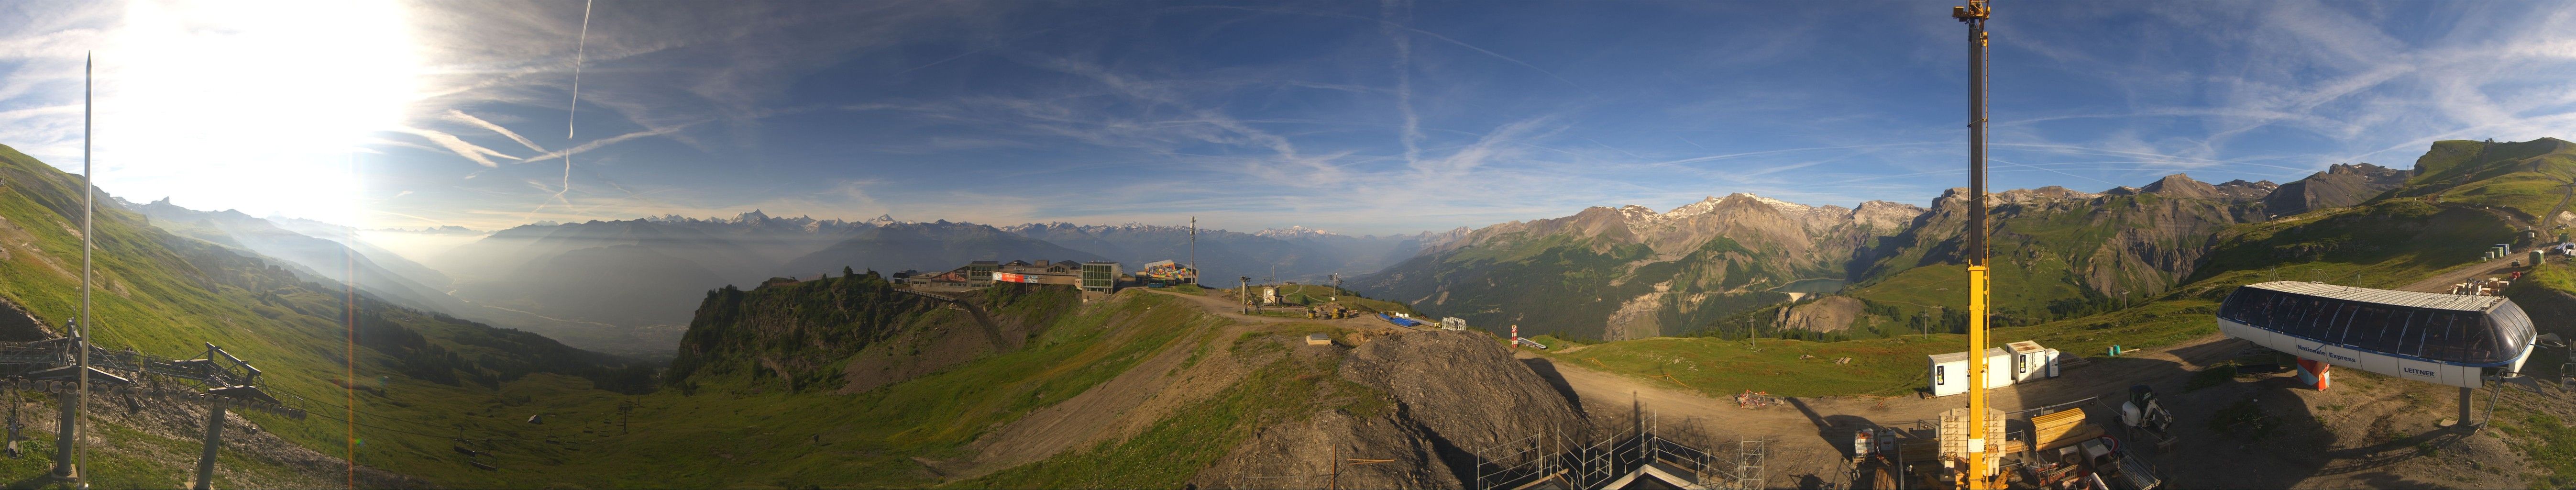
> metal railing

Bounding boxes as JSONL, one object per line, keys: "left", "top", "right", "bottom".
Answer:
{"left": 1470, "top": 411, "right": 1739, "bottom": 490}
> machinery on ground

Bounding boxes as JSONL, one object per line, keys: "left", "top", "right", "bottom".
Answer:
{"left": 2117, "top": 385, "right": 2178, "bottom": 451}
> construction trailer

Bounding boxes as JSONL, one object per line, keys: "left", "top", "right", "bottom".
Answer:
{"left": 2005, "top": 340, "right": 2062, "bottom": 383}
{"left": 1440, "top": 317, "right": 1469, "bottom": 331}
{"left": 1926, "top": 347, "right": 2014, "bottom": 397}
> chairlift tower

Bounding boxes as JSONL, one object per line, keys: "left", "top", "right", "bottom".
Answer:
{"left": 1951, "top": 0, "right": 1997, "bottom": 488}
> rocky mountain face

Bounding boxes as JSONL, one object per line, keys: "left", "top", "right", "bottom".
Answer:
{"left": 1361, "top": 158, "right": 2432, "bottom": 340}
{"left": 2264, "top": 163, "right": 2407, "bottom": 217}
{"left": 1849, "top": 175, "right": 2264, "bottom": 326}
{"left": 1352, "top": 193, "right": 1923, "bottom": 341}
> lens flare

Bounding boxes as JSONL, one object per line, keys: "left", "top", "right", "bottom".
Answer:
{"left": 98, "top": 0, "right": 420, "bottom": 226}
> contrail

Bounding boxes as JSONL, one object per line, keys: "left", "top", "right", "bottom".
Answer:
{"left": 568, "top": 0, "right": 592, "bottom": 140}
{"left": 539, "top": 0, "right": 596, "bottom": 217}
{"left": 442, "top": 110, "right": 546, "bottom": 153}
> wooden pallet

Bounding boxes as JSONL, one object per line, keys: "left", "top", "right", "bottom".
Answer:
{"left": 2030, "top": 408, "right": 2103, "bottom": 452}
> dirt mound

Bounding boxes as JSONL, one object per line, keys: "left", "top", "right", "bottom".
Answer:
{"left": 1195, "top": 330, "right": 1594, "bottom": 488}
{"left": 1339, "top": 331, "right": 1594, "bottom": 457}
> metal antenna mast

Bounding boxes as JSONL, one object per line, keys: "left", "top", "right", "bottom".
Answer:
{"left": 1952, "top": 1, "right": 1995, "bottom": 489}
{"left": 1189, "top": 217, "right": 1198, "bottom": 285}
{"left": 54, "top": 51, "right": 93, "bottom": 486}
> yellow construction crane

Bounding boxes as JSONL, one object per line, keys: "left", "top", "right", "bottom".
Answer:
{"left": 1952, "top": 0, "right": 1996, "bottom": 489}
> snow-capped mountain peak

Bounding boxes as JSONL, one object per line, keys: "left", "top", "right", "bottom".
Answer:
{"left": 1255, "top": 225, "right": 1344, "bottom": 239}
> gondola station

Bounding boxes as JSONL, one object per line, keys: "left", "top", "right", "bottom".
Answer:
{"left": 2216, "top": 281, "right": 2543, "bottom": 424}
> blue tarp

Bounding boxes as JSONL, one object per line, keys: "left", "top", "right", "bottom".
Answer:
{"left": 1379, "top": 313, "right": 1424, "bottom": 328}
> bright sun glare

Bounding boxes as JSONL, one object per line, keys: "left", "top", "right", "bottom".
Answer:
{"left": 100, "top": 0, "right": 419, "bottom": 226}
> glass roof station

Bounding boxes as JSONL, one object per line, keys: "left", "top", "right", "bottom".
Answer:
{"left": 2216, "top": 281, "right": 2538, "bottom": 389}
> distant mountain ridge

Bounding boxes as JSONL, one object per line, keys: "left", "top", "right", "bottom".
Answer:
{"left": 1353, "top": 192, "right": 1925, "bottom": 341}
{"left": 125, "top": 197, "right": 470, "bottom": 316}
{"left": 1356, "top": 157, "right": 2416, "bottom": 341}
{"left": 2263, "top": 163, "right": 2410, "bottom": 217}
{"left": 421, "top": 212, "right": 1441, "bottom": 355}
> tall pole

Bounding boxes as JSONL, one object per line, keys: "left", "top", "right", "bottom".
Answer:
{"left": 55, "top": 51, "right": 92, "bottom": 484}
{"left": 1189, "top": 217, "right": 1197, "bottom": 285}
{"left": 1953, "top": 1, "right": 1994, "bottom": 489}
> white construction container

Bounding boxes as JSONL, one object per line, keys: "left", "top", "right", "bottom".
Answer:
{"left": 2007, "top": 341, "right": 2061, "bottom": 382}
{"left": 1926, "top": 347, "right": 2015, "bottom": 397}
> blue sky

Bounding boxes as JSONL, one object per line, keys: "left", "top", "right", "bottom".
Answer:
{"left": 5, "top": 1, "right": 2576, "bottom": 235}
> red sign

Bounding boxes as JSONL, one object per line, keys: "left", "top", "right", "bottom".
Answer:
{"left": 993, "top": 272, "right": 1027, "bottom": 283}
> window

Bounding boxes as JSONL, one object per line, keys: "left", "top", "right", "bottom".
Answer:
{"left": 2420, "top": 312, "right": 2466, "bottom": 362}
{"left": 2383, "top": 309, "right": 2420, "bottom": 356}
{"left": 2462, "top": 319, "right": 2500, "bottom": 364}
{"left": 2333, "top": 305, "right": 2379, "bottom": 345}
{"left": 2290, "top": 300, "right": 2345, "bottom": 340}
{"left": 2397, "top": 311, "right": 2439, "bottom": 357}
{"left": 2488, "top": 302, "right": 2535, "bottom": 363}
{"left": 2221, "top": 288, "right": 2262, "bottom": 322}
{"left": 2347, "top": 307, "right": 2403, "bottom": 353}
{"left": 2277, "top": 297, "right": 2313, "bottom": 337}
{"left": 2266, "top": 294, "right": 2298, "bottom": 329}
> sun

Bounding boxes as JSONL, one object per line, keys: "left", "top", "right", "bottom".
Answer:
{"left": 97, "top": 0, "right": 422, "bottom": 226}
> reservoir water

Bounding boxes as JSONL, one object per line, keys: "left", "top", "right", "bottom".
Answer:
{"left": 1772, "top": 278, "right": 1849, "bottom": 294}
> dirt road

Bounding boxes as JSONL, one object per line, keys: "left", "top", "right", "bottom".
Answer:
{"left": 2400, "top": 246, "right": 2537, "bottom": 293}
{"left": 1516, "top": 333, "right": 2248, "bottom": 486}
{"left": 1138, "top": 288, "right": 1416, "bottom": 332}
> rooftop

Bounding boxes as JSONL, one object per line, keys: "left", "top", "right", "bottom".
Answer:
{"left": 2241, "top": 281, "right": 2505, "bottom": 312}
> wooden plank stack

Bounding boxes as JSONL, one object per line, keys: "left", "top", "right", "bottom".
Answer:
{"left": 2031, "top": 408, "right": 2104, "bottom": 452}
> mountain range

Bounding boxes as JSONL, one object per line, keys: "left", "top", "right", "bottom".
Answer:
{"left": 408, "top": 212, "right": 1440, "bottom": 356}
{"left": 1355, "top": 157, "right": 2416, "bottom": 341}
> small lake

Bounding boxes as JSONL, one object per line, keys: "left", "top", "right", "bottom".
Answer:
{"left": 1771, "top": 278, "right": 1849, "bottom": 294}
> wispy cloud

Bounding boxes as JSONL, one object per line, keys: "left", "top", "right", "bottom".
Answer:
{"left": 395, "top": 126, "right": 518, "bottom": 168}
{"left": 441, "top": 109, "right": 548, "bottom": 154}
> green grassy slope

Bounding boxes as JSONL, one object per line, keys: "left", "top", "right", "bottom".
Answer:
{"left": 1365, "top": 230, "right": 1819, "bottom": 341}
{"left": 377, "top": 289, "right": 1226, "bottom": 488}
{"left": 0, "top": 143, "right": 654, "bottom": 486}
{"left": 958, "top": 323, "right": 1381, "bottom": 489}
{"left": 1839, "top": 190, "right": 2252, "bottom": 335}
{"left": 2396, "top": 138, "right": 2576, "bottom": 222}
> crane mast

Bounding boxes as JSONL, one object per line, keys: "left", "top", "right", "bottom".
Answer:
{"left": 1952, "top": 0, "right": 1995, "bottom": 489}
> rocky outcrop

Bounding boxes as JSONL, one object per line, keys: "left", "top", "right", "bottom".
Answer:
{"left": 1194, "top": 331, "right": 1593, "bottom": 489}
{"left": 1853, "top": 200, "right": 1928, "bottom": 231}
{"left": 1337, "top": 331, "right": 1594, "bottom": 457}
{"left": 2265, "top": 163, "right": 2409, "bottom": 217}
{"left": 2213, "top": 179, "right": 2279, "bottom": 202}
{"left": 1866, "top": 174, "right": 2254, "bottom": 306}
{"left": 1354, "top": 192, "right": 1925, "bottom": 340}
{"left": 1775, "top": 295, "right": 1864, "bottom": 332}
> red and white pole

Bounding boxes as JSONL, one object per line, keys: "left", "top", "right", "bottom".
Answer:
{"left": 1510, "top": 324, "right": 1519, "bottom": 346}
